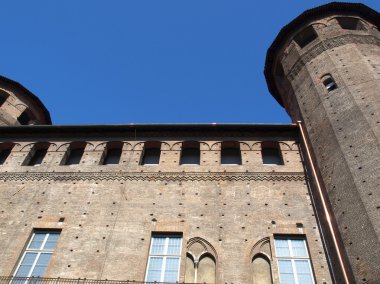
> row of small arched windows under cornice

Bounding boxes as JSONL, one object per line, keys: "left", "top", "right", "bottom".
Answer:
{"left": 0, "top": 140, "right": 298, "bottom": 167}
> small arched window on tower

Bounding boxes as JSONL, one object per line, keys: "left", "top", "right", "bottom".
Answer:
{"left": 0, "top": 90, "right": 9, "bottom": 107}
{"left": 17, "top": 109, "right": 38, "bottom": 125}
{"left": 337, "top": 17, "right": 366, "bottom": 31}
{"left": 322, "top": 74, "right": 338, "bottom": 92}
{"left": 294, "top": 26, "right": 318, "bottom": 48}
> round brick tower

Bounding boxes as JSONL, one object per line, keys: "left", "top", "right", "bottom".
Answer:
{"left": 265, "top": 2, "right": 380, "bottom": 284}
{"left": 0, "top": 75, "right": 51, "bottom": 126}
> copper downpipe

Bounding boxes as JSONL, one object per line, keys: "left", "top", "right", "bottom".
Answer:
{"left": 297, "top": 121, "right": 351, "bottom": 284}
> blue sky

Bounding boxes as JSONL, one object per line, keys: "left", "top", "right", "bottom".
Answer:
{"left": 1, "top": 1, "right": 380, "bottom": 125}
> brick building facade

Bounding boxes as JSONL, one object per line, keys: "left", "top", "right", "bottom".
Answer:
{"left": 0, "top": 2, "right": 379, "bottom": 284}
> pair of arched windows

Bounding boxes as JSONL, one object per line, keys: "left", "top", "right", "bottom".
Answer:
{"left": 185, "top": 238, "right": 217, "bottom": 283}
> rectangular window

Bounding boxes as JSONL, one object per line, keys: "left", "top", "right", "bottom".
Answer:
{"left": 145, "top": 234, "right": 182, "bottom": 283}
{"left": 103, "top": 148, "right": 122, "bottom": 165}
{"left": 221, "top": 141, "right": 241, "bottom": 165}
{"left": 262, "top": 148, "right": 283, "bottom": 165}
{"left": 142, "top": 148, "right": 160, "bottom": 165}
{"left": 0, "top": 149, "right": 12, "bottom": 165}
{"left": 65, "top": 148, "right": 84, "bottom": 165}
{"left": 28, "top": 149, "right": 48, "bottom": 166}
{"left": 294, "top": 26, "right": 317, "bottom": 48}
{"left": 14, "top": 231, "right": 60, "bottom": 278}
{"left": 181, "top": 141, "right": 200, "bottom": 165}
{"left": 275, "top": 237, "right": 314, "bottom": 284}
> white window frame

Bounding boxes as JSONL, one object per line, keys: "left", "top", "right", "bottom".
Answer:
{"left": 274, "top": 237, "right": 315, "bottom": 284}
{"left": 145, "top": 234, "right": 182, "bottom": 283}
{"left": 13, "top": 231, "right": 59, "bottom": 279}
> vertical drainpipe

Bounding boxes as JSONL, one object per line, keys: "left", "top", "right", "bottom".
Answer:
{"left": 297, "top": 121, "right": 351, "bottom": 284}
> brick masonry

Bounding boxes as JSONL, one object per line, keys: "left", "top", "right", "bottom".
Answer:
{"left": 266, "top": 3, "right": 380, "bottom": 284}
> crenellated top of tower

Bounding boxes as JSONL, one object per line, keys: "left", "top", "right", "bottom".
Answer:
{"left": 264, "top": 2, "right": 380, "bottom": 108}
{"left": 0, "top": 75, "right": 51, "bottom": 126}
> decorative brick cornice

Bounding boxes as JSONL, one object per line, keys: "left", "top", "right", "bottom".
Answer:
{"left": 0, "top": 171, "right": 306, "bottom": 182}
{"left": 288, "top": 34, "right": 380, "bottom": 81}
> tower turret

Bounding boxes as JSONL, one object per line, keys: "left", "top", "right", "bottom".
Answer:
{"left": 265, "top": 2, "right": 380, "bottom": 283}
{"left": 0, "top": 75, "right": 51, "bottom": 126}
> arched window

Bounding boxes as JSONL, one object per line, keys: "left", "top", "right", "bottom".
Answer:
{"left": 250, "top": 237, "right": 273, "bottom": 284}
{"left": 185, "top": 238, "right": 217, "bottom": 284}
{"left": 322, "top": 74, "right": 338, "bottom": 92}
{"left": 252, "top": 254, "right": 272, "bottom": 284}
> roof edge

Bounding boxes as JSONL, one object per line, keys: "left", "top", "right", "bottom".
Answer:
{"left": 0, "top": 75, "right": 52, "bottom": 124}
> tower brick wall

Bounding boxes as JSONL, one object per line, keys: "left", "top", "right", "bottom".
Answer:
{"left": 265, "top": 3, "right": 380, "bottom": 283}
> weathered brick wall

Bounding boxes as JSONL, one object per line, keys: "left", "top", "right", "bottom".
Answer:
{"left": 271, "top": 12, "right": 380, "bottom": 284}
{"left": 0, "top": 136, "right": 332, "bottom": 284}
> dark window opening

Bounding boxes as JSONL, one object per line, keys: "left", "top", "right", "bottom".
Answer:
{"left": 323, "top": 76, "right": 338, "bottom": 92}
{"left": 181, "top": 141, "right": 200, "bottom": 165}
{"left": 28, "top": 148, "right": 48, "bottom": 166}
{"left": 65, "top": 143, "right": 86, "bottom": 165}
{"left": 221, "top": 141, "right": 241, "bottom": 165}
{"left": 262, "top": 142, "right": 283, "bottom": 165}
{"left": 0, "top": 90, "right": 9, "bottom": 107}
{"left": 0, "top": 149, "right": 12, "bottom": 165}
{"left": 103, "top": 148, "right": 122, "bottom": 165}
{"left": 142, "top": 142, "right": 161, "bottom": 165}
{"left": 294, "top": 26, "right": 318, "bottom": 48}
{"left": 17, "top": 111, "right": 31, "bottom": 125}
{"left": 337, "top": 17, "right": 366, "bottom": 31}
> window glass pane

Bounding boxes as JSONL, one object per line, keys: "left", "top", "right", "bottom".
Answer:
{"left": 146, "top": 257, "right": 163, "bottom": 282}
{"left": 142, "top": 148, "right": 160, "bottom": 165}
{"left": 151, "top": 237, "right": 166, "bottom": 254}
{"left": 15, "top": 232, "right": 60, "bottom": 279}
{"left": 28, "top": 233, "right": 46, "bottom": 249}
{"left": 104, "top": 148, "right": 122, "bottom": 165}
{"left": 164, "top": 257, "right": 180, "bottom": 282}
{"left": 275, "top": 239, "right": 290, "bottom": 257}
{"left": 295, "top": 260, "right": 313, "bottom": 284}
{"left": 31, "top": 253, "right": 52, "bottom": 277}
{"left": 221, "top": 148, "right": 241, "bottom": 164}
{"left": 278, "top": 260, "right": 295, "bottom": 284}
{"left": 291, "top": 239, "right": 307, "bottom": 257}
{"left": 15, "top": 252, "right": 38, "bottom": 277}
{"left": 43, "top": 233, "right": 60, "bottom": 250}
{"left": 167, "top": 237, "right": 182, "bottom": 255}
{"left": 181, "top": 148, "right": 200, "bottom": 165}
